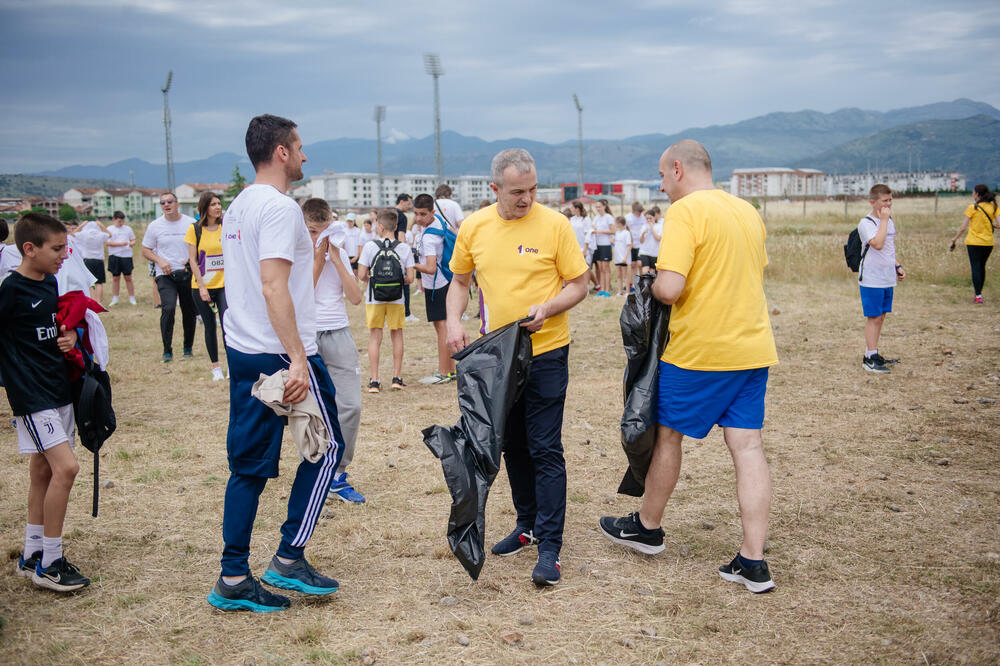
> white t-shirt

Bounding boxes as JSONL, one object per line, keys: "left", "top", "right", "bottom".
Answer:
{"left": 358, "top": 238, "right": 414, "bottom": 305}
{"left": 418, "top": 220, "right": 449, "bottom": 290}
{"left": 639, "top": 220, "right": 663, "bottom": 256}
{"left": 434, "top": 198, "right": 465, "bottom": 229}
{"left": 221, "top": 184, "right": 318, "bottom": 355}
{"left": 613, "top": 229, "right": 631, "bottom": 264}
{"left": 76, "top": 222, "right": 109, "bottom": 260}
{"left": 625, "top": 212, "right": 645, "bottom": 246}
{"left": 344, "top": 226, "right": 362, "bottom": 259}
{"left": 570, "top": 215, "right": 591, "bottom": 253}
{"left": 142, "top": 214, "right": 196, "bottom": 275}
{"left": 593, "top": 213, "right": 614, "bottom": 246}
{"left": 106, "top": 224, "right": 136, "bottom": 258}
{"left": 360, "top": 228, "right": 376, "bottom": 245}
{"left": 0, "top": 243, "right": 21, "bottom": 280}
{"left": 858, "top": 216, "right": 897, "bottom": 288}
{"left": 314, "top": 246, "right": 354, "bottom": 331}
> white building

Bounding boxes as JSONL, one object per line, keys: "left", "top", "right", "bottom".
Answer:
{"left": 307, "top": 173, "right": 491, "bottom": 210}
{"left": 610, "top": 180, "right": 653, "bottom": 204}
{"left": 730, "top": 168, "right": 826, "bottom": 198}
{"left": 824, "top": 171, "right": 965, "bottom": 196}
{"left": 175, "top": 182, "right": 229, "bottom": 217}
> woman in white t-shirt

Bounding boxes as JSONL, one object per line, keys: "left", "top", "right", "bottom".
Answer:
{"left": 591, "top": 199, "right": 615, "bottom": 297}
{"left": 638, "top": 210, "right": 663, "bottom": 275}
{"left": 75, "top": 219, "right": 110, "bottom": 302}
{"left": 106, "top": 211, "right": 137, "bottom": 305}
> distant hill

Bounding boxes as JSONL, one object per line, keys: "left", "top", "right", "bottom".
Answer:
{"left": 0, "top": 174, "right": 128, "bottom": 198}
{"left": 32, "top": 98, "right": 1000, "bottom": 187}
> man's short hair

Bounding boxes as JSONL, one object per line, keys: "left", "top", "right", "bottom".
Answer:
{"left": 14, "top": 213, "right": 66, "bottom": 255}
{"left": 668, "top": 139, "right": 712, "bottom": 174}
{"left": 112, "top": 210, "right": 125, "bottom": 220}
{"left": 491, "top": 149, "right": 535, "bottom": 186}
{"left": 246, "top": 114, "right": 298, "bottom": 170}
{"left": 869, "top": 184, "right": 892, "bottom": 200}
{"left": 301, "top": 198, "right": 333, "bottom": 226}
{"left": 434, "top": 184, "right": 452, "bottom": 199}
{"left": 413, "top": 193, "right": 434, "bottom": 211}
{"left": 377, "top": 208, "right": 398, "bottom": 232}
{"left": 396, "top": 193, "right": 412, "bottom": 205}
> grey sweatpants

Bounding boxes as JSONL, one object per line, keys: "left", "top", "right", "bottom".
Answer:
{"left": 316, "top": 327, "right": 362, "bottom": 474}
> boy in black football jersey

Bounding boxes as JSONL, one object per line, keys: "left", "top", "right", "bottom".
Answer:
{"left": 0, "top": 213, "right": 90, "bottom": 592}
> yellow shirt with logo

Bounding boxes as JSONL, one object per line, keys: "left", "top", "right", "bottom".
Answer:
{"left": 964, "top": 201, "right": 997, "bottom": 247}
{"left": 183, "top": 224, "right": 225, "bottom": 289}
{"left": 656, "top": 189, "right": 778, "bottom": 371}
{"left": 450, "top": 203, "right": 588, "bottom": 356}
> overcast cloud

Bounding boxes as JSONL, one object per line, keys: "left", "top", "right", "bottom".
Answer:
{"left": 1, "top": 0, "right": 998, "bottom": 172}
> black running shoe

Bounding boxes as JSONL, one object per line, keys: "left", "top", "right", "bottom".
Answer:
{"left": 261, "top": 556, "right": 339, "bottom": 596}
{"left": 599, "top": 512, "right": 665, "bottom": 555}
{"left": 718, "top": 555, "right": 776, "bottom": 594}
{"left": 491, "top": 527, "right": 538, "bottom": 556}
{"left": 32, "top": 557, "right": 91, "bottom": 592}
{"left": 873, "top": 353, "right": 899, "bottom": 366}
{"left": 391, "top": 377, "right": 407, "bottom": 390}
{"left": 862, "top": 355, "right": 890, "bottom": 373}
{"left": 16, "top": 551, "right": 41, "bottom": 578}
{"left": 206, "top": 575, "right": 291, "bottom": 612}
{"left": 531, "top": 551, "right": 561, "bottom": 587}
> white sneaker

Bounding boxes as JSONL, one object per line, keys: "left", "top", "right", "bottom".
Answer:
{"left": 129, "top": 296, "right": 137, "bottom": 305}
{"left": 109, "top": 296, "right": 119, "bottom": 306}
{"left": 211, "top": 367, "right": 224, "bottom": 382}
{"left": 405, "top": 314, "right": 420, "bottom": 323}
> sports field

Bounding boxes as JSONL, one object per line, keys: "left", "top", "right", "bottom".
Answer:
{"left": 1, "top": 195, "right": 997, "bottom": 664}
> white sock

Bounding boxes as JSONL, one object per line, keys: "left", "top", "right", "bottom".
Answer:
{"left": 41, "top": 536, "right": 63, "bottom": 568}
{"left": 25, "top": 524, "right": 43, "bottom": 557}
{"left": 865, "top": 349, "right": 877, "bottom": 358}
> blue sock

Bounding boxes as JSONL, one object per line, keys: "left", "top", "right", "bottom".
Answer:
{"left": 737, "top": 552, "right": 763, "bottom": 568}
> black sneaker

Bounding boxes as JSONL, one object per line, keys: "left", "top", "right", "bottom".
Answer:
{"left": 16, "top": 550, "right": 41, "bottom": 578}
{"left": 862, "top": 355, "right": 890, "bottom": 373}
{"left": 367, "top": 379, "right": 381, "bottom": 393}
{"left": 206, "top": 575, "right": 290, "bottom": 612}
{"left": 718, "top": 554, "right": 776, "bottom": 594}
{"left": 491, "top": 527, "right": 538, "bottom": 556}
{"left": 599, "top": 512, "right": 665, "bottom": 555}
{"left": 261, "top": 556, "right": 339, "bottom": 595}
{"left": 873, "top": 353, "right": 899, "bottom": 366}
{"left": 391, "top": 377, "right": 407, "bottom": 390}
{"left": 531, "top": 550, "right": 561, "bottom": 587}
{"left": 182, "top": 348, "right": 194, "bottom": 360}
{"left": 32, "top": 557, "right": 91, "bottom": 592}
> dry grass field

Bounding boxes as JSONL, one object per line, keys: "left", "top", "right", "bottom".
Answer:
{"left": 1, "top": 195, "right": 998, "bottom": 665}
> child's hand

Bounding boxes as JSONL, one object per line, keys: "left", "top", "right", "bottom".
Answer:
{"left": 56, "top": 325, "right": 77, "bottom": 352}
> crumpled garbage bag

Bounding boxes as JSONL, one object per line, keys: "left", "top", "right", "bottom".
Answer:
{"left": 618, "top": 273, "right": 671, "bottom": 497}
{"left": 423, "top": 318, "right": 533, "bottom": 580}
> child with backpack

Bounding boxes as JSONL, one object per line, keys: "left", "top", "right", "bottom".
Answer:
{"left": 357, "top": 208, "right": 415, "bottom": 392}
{"left": 412, "top": 193, "right": 457, "bottom": 384}
{"left": 1, "top": 213, "right": 90, "bottom": 592}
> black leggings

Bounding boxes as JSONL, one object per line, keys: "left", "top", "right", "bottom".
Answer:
{"left": 155, "top": 274, "right": 197, "bottom": 355}
{"left": 967, "top": 244, "right": 993, "bottom": 296}
{"left": 192, "top": 287, "right": 228, "bottom": 363}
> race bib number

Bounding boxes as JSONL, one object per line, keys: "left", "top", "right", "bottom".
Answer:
{"left": 205, "top": 254, "right": 224, "bottom": 272}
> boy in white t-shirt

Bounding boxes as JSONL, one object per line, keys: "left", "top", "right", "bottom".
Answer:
{"left": 612, "top": 216, "right": 632, "bottom": 296}
{"left": 357, "top": 208, "right": 415, "bottom": 392}
{"left": 857, "top": 184, "right": 905, "bottom": 374}
{"left": 411, "top": 193, "right": 455, "bottom": 384}
{"left": 301, "top": 199, "right": 366, "bottom": 504}
{"left": 343, "top": 213, "right": 361, "bottom": 272}
{"left": 106, "top": 211, "right": 137, "bottom": 305}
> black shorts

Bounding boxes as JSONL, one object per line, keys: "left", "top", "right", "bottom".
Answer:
{"left": 630, "top": 248, "right": 640, "bottom": 262}
{"left": 83, "top": 258, "right": 106, "bottom": 284}
{"left": 594, "top": 245, "right": 612, "bottom": 262}
{"left": 424, "top": 285, "right": 448, "bottom": 322}
{"left": 350, "top": 260, "right": 359, "bottom": 272}
{"left": 108, "top": 255, "right": 134, "bottom": 276}
{"left": 615, "top": 262, "right": 628, "bottom": 267}
{"left": 640, "top": 254, "right": 657, "bottom": 268}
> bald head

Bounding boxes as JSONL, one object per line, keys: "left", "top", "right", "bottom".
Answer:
{"left": 658, "top": 139, "right": 714, "bottom": 202}
{"left": 662, "top": 139, "right": 712, "bottom": 175}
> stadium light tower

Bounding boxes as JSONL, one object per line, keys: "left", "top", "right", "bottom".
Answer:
{"left": 374, "top": 105, "right": 386, "bottom": 207}
{"left": 573, "top": 94, "right": 584, "bottom": 199}
{"left": 424, "top": 53, "right": 444, "bottom": 184}
{"left": 161, "top": 70, "right": 176, "bottom": 193}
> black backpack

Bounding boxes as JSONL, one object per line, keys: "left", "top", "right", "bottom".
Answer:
{"left": 72, "top": 351, "right": 116, "bottom": 517}
{"left": 369, "top": 239, "right": 404, "bottom": 302}
{"left": 844, "top": 216, "right": 877, "bottom": 275}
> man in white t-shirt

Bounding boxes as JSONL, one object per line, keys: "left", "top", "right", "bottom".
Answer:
{"left": 106, "top": 211, "right": 137, "bottom": 305}
{"left": 857, "top": 183, "right": 905, "bottom": 374}
{"left": 207, "top": 114, "right": 345, "bottom": 614}
{"left": 412, "top": 193, "right": 455, "bottom": 384}
{"left": 141, "top": 192, "right": 198, "bottom": 362}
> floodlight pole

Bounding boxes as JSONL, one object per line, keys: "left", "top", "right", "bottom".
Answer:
{"left": 573, "top": 94, "right": 584, "bottom": 199}
{"left": 161, "top": 70, "right": 175, "bottom": 193}
{"left": 374, "top": 105, "right": 386, "bottom": 207}
{"left": 424, "top": 53, "right": 444, "bottom": 185}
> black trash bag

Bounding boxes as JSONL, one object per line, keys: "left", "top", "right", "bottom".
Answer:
{"left": 618, "top": 273, "right": 670, "bottom": 497}
{"left": 423, "top": 318, "right": 533, "bottom": 580}
{"left": 72, "top": 352, "right": 116, "bottom": 517}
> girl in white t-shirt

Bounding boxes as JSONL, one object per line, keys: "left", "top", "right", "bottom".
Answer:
{"left": 612, "top": 216, "right": 632, "bottom": 295}
{"left": 570, "top": 200, "right": 599, "bottom": 293}
{"left": 591, "top": 199, "right": 615, "bottom": 297}
{"left": 638, "top": 210, "right": 663, "bottom": 275}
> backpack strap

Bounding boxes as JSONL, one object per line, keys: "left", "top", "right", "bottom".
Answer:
{"left": 858, "top": 216, "right": 878, "bottom": 283}
{"left": 974, "top": 203, "right": 997, "bottom": 231}
{"left": 192, "top": 222, "right": 202, "bottom": 250}
{"left": 434, "top": 201, "right": 456, "bottom": 231}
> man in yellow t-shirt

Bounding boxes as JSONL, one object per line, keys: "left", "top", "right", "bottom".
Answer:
{"left": 447, "top": 148, "right": 589, "bottom": 587}
{"left": 599, "top": 140, "right": 779, "bottom": 594}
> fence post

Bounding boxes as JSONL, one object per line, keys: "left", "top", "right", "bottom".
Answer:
{"left": 802, "top": 196, "right": 807, "bottom": 218}
{"left": 934, "top": 192, "right": 939, "bottom": 218}
{"left": 844, "top": 195, "right": 848, "bottom": 221}
{"left": 762, "top": 197, "right": 767, "bottom": 220}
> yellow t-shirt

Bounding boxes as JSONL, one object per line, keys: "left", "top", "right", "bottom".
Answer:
{"left": 450, "top": 203, "right": 588, "bottom": 356}
{"left": 964, "top": 201, "right": 997, "bottom": 247}
{"left": 183, "top": 224, "right": 225, "bottom": 289}
{"left": 656, "top": 189, "right": 778, "bottom": 371}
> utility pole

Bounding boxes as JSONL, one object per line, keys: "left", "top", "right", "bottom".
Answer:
{"left": 424, "top": 53, "right": 444, "bottom": 185}
{"left": 374, "top": 105, "right": 386, "bottom": 207}
{"left": 161, "top": 70, "right": 175, "bottom": 193}
{"left": 573, "top": 94, "right": 584, "bottom": 200}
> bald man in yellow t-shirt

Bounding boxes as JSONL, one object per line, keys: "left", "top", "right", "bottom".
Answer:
{"left": 447, "top": 148, "right": 589, "bottom": 587}
{"left": 599, "top": 140, "right": 779, "bottom": 594}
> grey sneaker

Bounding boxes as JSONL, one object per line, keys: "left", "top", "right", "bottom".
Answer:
{"left": 206, "top": 575, "right": 290, "bottom": 612}
{"left": 261, "top": 556, "right": 339, "bottom": 595}
{"left": 862, "top": 355, "right": 890, "bottom": 373}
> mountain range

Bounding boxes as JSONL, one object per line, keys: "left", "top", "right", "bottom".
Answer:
{"left": 27, "top": 98, "right": 1000, "bottom": 191}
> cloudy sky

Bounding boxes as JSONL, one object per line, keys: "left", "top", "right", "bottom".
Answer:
{"left": 1, "top": 0, "right": 998, "bottom": 172}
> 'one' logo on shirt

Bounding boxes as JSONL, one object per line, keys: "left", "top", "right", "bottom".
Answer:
{"left": 517, "top": 244, "right": 539, "bottom": 256}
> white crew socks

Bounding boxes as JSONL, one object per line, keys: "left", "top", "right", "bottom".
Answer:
{"left": 24, "top": 524, "right": 43, "bottom": 557}
{"left": 865, "top": 349, "right": 877, "bottom": 358}
{"left": 41, "top": 536, "right": 63, "bottom": 568}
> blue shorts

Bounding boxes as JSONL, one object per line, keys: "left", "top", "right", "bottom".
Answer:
{"left": 657, "top": 362, "right": 769, "bottom": 439}
{"left": 859, "top": 285, "right": 893, "bottom": 317}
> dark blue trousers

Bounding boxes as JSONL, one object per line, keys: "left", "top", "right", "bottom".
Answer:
{"left": 220, "top": 347, "right": 345, "bottom": 577}
{"left": 502, "top": 345, "right": 569, "bottom": 555}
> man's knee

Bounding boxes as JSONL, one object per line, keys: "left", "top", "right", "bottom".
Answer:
{"left": 724, "top": 428, "right": 764, "bottom": 456}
